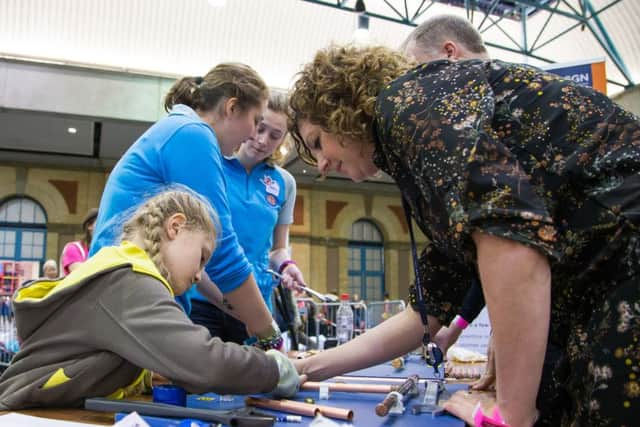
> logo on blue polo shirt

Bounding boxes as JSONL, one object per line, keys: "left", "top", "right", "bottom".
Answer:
{"left": 261, "top": 175, "right": 280, "bottom": 197}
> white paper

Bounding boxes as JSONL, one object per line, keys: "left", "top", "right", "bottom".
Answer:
{"left": 456, "top": 307, "right": 491, "bottom": 355}
{"left": 0, "top": 413, "right": 103, "bottom": 427}
{"left": 112, "top": 412, "right": 150, "bottom": 427}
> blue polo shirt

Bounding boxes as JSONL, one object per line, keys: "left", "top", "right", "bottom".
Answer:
{"left": 190, "top": 156, "right": 296, "bottom": 311}
{"left": 91, "top": 104, "right": 251, "bottom": 294}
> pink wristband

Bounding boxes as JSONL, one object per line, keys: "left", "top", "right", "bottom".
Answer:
{"left": 453, "top": 314, "right": 469, "bottom": 330}
{"left": 473, "top": 403, "right": 510, "bottom": 427}
{"left": 278, "top": 259, "right": 297, "bottom": 274}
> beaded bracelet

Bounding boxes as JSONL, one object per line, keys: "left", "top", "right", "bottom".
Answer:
{"left": 254, "top": 321, "right": 284, "bottom": 351}
{"left": 278, "top": 259, "right": 297, "bottom": 274}
{"left": 255, "top": 334, "right": 284, "bottom": 351}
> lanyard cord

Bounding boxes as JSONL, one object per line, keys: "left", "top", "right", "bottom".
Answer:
{"left": 401, "top": 196, "right": 444, "bottom": 371}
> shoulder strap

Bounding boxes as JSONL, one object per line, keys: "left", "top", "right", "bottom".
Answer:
{"left": 401, "top": 196, "right": 444, "bottom": 372}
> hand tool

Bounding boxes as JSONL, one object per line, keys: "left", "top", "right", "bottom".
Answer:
{"left": 411, "top": 379, "right": 449, "bottom": 416}
{"left": 266, "top": 269, "right": 331, "bottom": 302}
{"left": 86, "top": 397, "right": 275, "bottom": 427}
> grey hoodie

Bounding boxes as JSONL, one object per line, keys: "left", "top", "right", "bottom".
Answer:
{"left": 0, "top": 242, "right": 278, "bottom": 409}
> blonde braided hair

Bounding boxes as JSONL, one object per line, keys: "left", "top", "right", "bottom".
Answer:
{"left": 121, "top": 189, "right": 217, "bottom": 283}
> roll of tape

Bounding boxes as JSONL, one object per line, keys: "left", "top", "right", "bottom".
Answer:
{"left": 152, "top": 384, "right": 187, "bottom": 407}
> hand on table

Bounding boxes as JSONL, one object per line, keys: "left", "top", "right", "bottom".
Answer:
{"left": 471, "top": 336, "right": 495, "bottom": 391}
{"left": 266, "top": 349, "right": 307, "bottom": 398}
{"left": 443, "top": 389, "right": 497, "bottom": 426}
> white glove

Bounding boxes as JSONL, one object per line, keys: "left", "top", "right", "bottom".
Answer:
{"left": 266, "top": 349, "right": 301, "bottom": 398}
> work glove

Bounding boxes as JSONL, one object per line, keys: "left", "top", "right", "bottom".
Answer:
{"left": 266, "top": 349, "right": 301, "bottom": 398}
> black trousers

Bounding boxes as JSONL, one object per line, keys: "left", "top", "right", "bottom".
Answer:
{"left": 189, "top": 300, "right": 249, "bottom": 344}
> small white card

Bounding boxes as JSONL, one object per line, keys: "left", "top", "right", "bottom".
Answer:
{"left": 112, "top": 412, "right": 151, "bottom": 427}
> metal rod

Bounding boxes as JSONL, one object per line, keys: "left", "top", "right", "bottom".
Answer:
{"left": 266, "top": 269, "right": 330, "bottom": 302}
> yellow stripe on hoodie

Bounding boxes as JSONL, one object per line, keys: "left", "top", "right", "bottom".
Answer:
{"left": 15, "top": 241, "right": 173, "bottom": 303}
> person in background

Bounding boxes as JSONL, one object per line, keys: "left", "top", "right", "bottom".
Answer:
{"left": 60, "top": 208, "right": 97, "bottom": 275}
{"left": 189, "top": 92, "right": 306, "bottom": 344}
{"left": 287, "top": 42, "right": 640, "bottom": 426}
{"left": 0, "top": 189, "right": 300, "bottom": 410}
{"left": 42, "top": 259, "right": 58, "bottom": 279}
{"left": 90, "top": 63, "right": 283, "bottom": 349}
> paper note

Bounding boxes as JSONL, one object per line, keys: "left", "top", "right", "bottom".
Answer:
{"left": 113, "top": 412, "right": 150, "bottom": 427}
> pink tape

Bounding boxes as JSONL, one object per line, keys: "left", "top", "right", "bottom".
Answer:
{"left": 453, "top": 314, "right": 470, "bottom": 330}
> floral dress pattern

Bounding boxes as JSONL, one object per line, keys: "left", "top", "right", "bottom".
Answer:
{"left": 373, "top": 59, "right": 640, "bottom": 426}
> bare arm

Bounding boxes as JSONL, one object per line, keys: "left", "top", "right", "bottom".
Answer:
{"left": 269, "top": 224, "right": 290, "bottom": 271}
{"left": 223, "top": 273, "right": 276, "bottom": 338}
{"left": 270, "top": 224, "right": 307, "bottom": 288}
{"left": 473, "top": 231, "right": 549, "bottom": 427}
{"left": 195, "top": 271, "right": 240, "bottom": 320}
{"left": 294, "top": 307, "right": 442, "bottom": 380}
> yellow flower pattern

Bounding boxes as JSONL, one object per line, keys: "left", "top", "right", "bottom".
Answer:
{"left": 373, "top": 59, "right": 640, "bottom": 425}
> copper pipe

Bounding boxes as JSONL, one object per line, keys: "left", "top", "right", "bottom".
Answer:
{"left": 245, "top": 397, "right": 354, "bottom": 421}
{"left": 375, "top": 375, "right": 419, "bottom": 417}
{"left": 301, "top": 381, "right": 395, "bottom": 394}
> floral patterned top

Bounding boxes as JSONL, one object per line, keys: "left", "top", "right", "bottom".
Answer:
{"left": 373, "top": 59, "right": 640, "bottom": 346}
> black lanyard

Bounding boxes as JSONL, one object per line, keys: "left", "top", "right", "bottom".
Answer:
{"left": 401, "top": 196, "right": 444, "bottom": 372}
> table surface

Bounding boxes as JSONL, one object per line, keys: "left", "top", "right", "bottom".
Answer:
{"left": 0, "top": 356, "right": 470, "bottom": 426}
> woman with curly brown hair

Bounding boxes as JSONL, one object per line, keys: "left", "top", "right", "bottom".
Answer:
{"left": 289, "top": 44, "right": 640, "bottom": 427}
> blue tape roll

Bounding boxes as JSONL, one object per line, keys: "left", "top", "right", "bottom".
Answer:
{"left": 152, "top": 384, "right": 187, "bottom": 407}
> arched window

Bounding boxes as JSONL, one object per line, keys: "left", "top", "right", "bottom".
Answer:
{"left": 0, "top": 196, "right": 47, "bottom": 294}
{"left": 348, "top": 219, "right": 384, "bottom": 302}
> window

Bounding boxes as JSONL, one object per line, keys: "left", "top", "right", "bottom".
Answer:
{"left": 0, "top": 197, "right": 47, "bottom": 294}
{"left": 348, "top": 219, "right": 384, "bottom": 302}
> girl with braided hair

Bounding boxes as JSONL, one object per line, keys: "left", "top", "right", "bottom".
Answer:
{"left": 0, "top": 189, "right": 300, "bottom": 410}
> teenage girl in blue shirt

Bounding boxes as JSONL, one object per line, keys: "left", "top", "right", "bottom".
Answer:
{"left": 91, "top": 63, "right": 282, "bottom": 348}
{"left": 189, "top": 92, "right": 307, "bottom": 344}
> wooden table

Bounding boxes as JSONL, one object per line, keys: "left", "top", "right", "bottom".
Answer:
{"left": 0, "top": 407, "right": 113, "bottom": 425}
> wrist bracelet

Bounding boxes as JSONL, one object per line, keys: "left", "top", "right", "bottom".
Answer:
{"left": 453, "top": 315, "right": 470, "bottom": 330}
{"left": 255, "top": 334, "right": 284, "bottom": 351}
{"left": 278, "top": 259, "right": 297, "bottom": 274}
{"left": 473, "top": 403, "right": 511, "bottom": 427}
{"left": 254, "top": 321, "right": 284, "bottom": 351}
